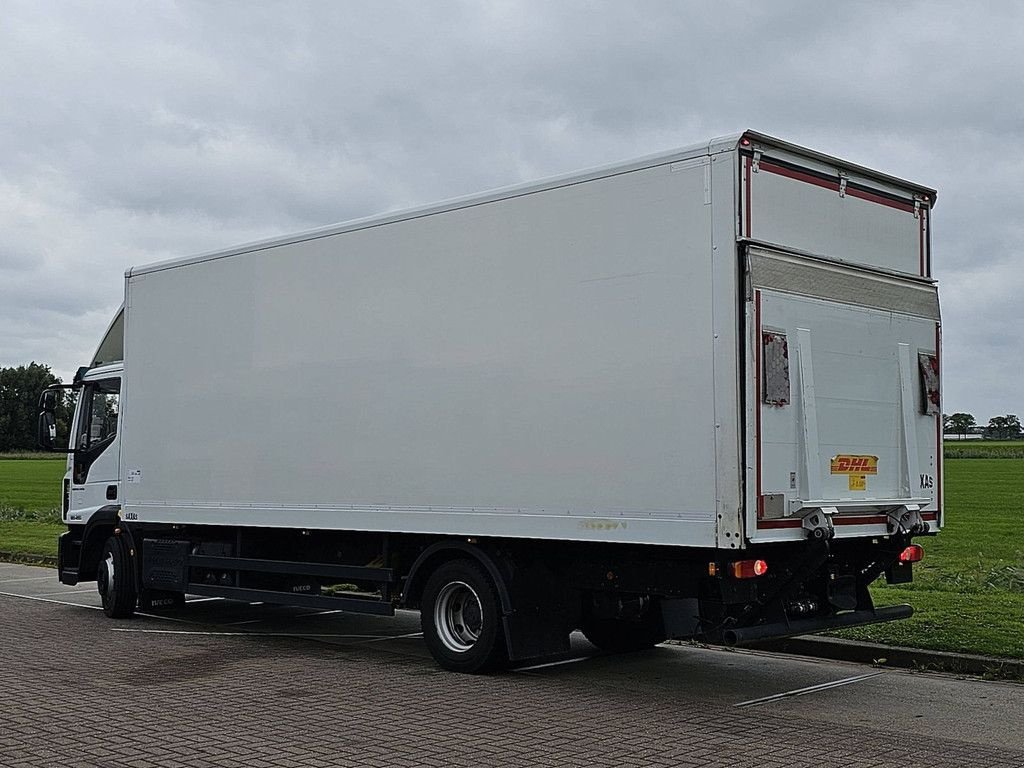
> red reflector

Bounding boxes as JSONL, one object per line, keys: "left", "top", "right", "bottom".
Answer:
{"left": 899, "top": 545, "right": 924, "bottom": 563}
{"left": 730, "top": 559, "right": 769, "bottom": 579}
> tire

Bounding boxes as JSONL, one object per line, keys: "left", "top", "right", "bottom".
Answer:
{"left": 97, "top": 535, "right": 137, "bottom": 619}
{"left": 581, "top": 609, "right": 667, "bottom": 653}
{"left": 420, "top": 559, "right": 507, "bottom": 673}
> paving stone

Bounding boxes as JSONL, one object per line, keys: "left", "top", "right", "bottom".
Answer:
{"left": 2, "top": 594, "right": 1023, "bottom": 767}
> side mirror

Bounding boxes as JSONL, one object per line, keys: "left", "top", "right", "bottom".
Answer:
{"left": 39, "top": 389, "right": 58, "bottom": 413}
{"left": 36, "top": 385, "right": 75, "bottom": 453}
{"left": 38, "top": 411, "right": 57, "bottom": 450}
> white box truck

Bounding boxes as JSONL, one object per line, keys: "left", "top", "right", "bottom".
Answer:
{"left": 40, "top": 130, "right": 941, "bottom": 672}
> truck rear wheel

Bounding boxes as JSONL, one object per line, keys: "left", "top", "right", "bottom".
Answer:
{"left": 582, "top": 610, "right": 666, "bottom": 653}
{"left": 421, "top": 560, "right": 507, "bottom": 673}
{"left": 97, "top": 535, "right": 137, "bottom": 619}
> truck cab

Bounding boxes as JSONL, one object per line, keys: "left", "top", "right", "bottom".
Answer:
{"left": 39, "top": 308, "right": 124, "bottom": 587}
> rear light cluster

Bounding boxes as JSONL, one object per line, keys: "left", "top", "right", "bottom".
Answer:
{"left": 899, "top": 544, "right": 924, "bottom": 563}
{"left": 708, "top": 559, "right": 769, "bottom": 579}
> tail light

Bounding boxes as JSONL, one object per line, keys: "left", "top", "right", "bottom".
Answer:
{"left": 899, "top": 545, "right": 924, "bottom": 563}
{"left": 730, "top": 559, "right": 769, "bottom": 579}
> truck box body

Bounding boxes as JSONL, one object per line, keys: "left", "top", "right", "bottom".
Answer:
{"left": 119, "top": 131, "right": 940, "bottom": 547}
{"left": 51, "top": 131, "right": 940, "bottom": 670}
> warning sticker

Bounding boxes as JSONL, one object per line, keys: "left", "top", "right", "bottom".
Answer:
{"left": 848, "top": 475, "right": 867, "bottom": 491}
{"left": 830, "top": 455, "right": 878, "bottom": 475}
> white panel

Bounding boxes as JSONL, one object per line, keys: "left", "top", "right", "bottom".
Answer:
{"left": 751, "top": 290, "right": 940, "bottom": 541}
{"left": 121, "top": 162, "right": 720, "bottom": 545}
{"left": 748, "top": 159, "right": 925, "bottom": 276}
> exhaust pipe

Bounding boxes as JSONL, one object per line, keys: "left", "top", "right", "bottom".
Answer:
{"left": 722, "top": 604, "right": 913, "bottom": 646}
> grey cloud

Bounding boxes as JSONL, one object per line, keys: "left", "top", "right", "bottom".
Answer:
{"left": 1, "top": 0, "right": 1022, "bottom": 418}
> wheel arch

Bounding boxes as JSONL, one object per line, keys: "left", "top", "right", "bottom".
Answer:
{"left": 401, "top": 540, "right": 513, "bottom": 615}
{"left": 77, "top": 505, "right": 122, "bottom": 581}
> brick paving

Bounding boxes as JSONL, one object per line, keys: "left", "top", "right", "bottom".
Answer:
{"left": 2, "top": 595, "right": 1023, "bottom": 768}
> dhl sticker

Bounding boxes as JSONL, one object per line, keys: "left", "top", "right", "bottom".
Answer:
{"left": 830, "top": 455, "right": 878, "bottom": 475}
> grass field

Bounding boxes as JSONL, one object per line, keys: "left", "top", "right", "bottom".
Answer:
{"left": 0, "top": 455, "right": 64, "bottom": 512}
{"left": 835, "top": 457, "right": 1024, "bottom": 658}
{"left": 0, "top": 456, "right": 64, "bottom": 559}
{"left": 1, "top": 449, "right": 1021, "bottom": 658}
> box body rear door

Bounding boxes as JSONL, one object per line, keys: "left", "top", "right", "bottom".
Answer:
{"left": 746, "top": 246, "right": 941, "bottom": 541}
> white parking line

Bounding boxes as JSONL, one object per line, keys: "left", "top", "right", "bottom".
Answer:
{"left": 222, "top": 607, "right": 344, "bottom": 626}
{"left": 0, "top": 589, "right": 202, "bottom": 624}
{"left": 33, "top": 588, "right": 98, "bottom": 597}
{"left": 0, "top": 590, "right": 103, "bottom": 610}
{"left": 515, "top": 656, "right": 592, "bottom": 672}
{"left": 734, "top": 671, "right": 885, "bottom": 708}
{"left": 351, "top": 631, "right": 423, "bottom": 645}
{"left": 111, "top": 628, "right": 396, "bottom": 639}
{"left": 135, "top": 610, "right": 194, "bottom": 624}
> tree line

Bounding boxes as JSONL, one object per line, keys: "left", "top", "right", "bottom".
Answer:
{"left": 2, "top": 362, "right": 1022, "bottom": 451}
{"left": 944, "top": 412, "right": 1022, "bottom": 440}
{"left": 0, "top": 363, "right": 74, "bottom": 452}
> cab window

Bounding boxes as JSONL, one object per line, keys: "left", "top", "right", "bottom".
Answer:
{"left": 73, "top": 379, "right": 120, "bottom": 483}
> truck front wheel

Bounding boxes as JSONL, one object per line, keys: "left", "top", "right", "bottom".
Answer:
{"left": 421, "top": 560, "right": 507, "bottom": 673}
{"left": 97, "top": 535, "right": 137, "bottom": 619}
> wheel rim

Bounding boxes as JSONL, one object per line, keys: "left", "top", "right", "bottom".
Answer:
{"left": 434, "top": 580, "right": 483, "bottom": 653}
{"left": 97, "top": 557, "right": 114, "bottom": 598}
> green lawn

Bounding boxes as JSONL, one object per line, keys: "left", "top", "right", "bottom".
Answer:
{"left": 0, "top": 457, "right": 64, "bottom": 558}
{"left": 0, "top": 522, "right": 64, "bottom": 559}
{"left": 0, "top": 456, "right": 64, "bottom": 514}
{"left": 835, "top": 457, "right": 1024, "bottom": 658}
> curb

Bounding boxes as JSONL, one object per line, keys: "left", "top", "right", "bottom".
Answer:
{"left": 0, "top": 552, "right": 57, "bottom": 568}
{"left": 747, "top": 635, "right": 1024, "bottom": 680}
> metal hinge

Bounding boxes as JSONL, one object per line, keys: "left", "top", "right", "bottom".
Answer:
{"left": 838, "top": 171, "right": 848, "bottom": 198}
{"left": 751, "top": 149, "right": 762, "bottom": 173}
{"left": 802, "top": 507, "right": 837, "bottom": 541}
{"left": 887, "top": 504, "right": 929, "bottom": 535}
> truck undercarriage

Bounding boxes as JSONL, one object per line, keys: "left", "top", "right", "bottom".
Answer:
{"left": 58, "top": 517, "right": 930, "bottom": 672}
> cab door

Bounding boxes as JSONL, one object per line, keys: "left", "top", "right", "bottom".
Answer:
{"left": 68, "top": 377, "right": 121, "bottom": 523}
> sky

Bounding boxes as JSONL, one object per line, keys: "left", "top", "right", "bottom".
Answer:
{"left": 1, "top": 0, "right": 1021, "bottom": 423}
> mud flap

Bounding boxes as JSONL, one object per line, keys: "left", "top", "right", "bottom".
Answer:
{"left": 503, "top": 561, "right": 574, "bottom": 662}
{"left": 661, "top": 598, "right": 701, "bottom": 638}
{"left": 57, "top": 531, "right": 82, "bottom": 585}
{"left": 503, "top": 610, "right": 572, "bottom": 662}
